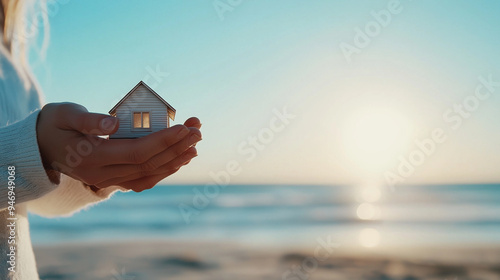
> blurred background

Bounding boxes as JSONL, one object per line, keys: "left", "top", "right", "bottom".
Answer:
{"left": 28, "top": 0, "right": 500, "bottom": 279}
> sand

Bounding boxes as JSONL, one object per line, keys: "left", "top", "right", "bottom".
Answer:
{"left": 34, "top": 241, "right": 500, "bottom": 280}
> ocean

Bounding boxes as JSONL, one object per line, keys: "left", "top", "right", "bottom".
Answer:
{"left": 28, "top": 184, "right": 500, "bottom": 249}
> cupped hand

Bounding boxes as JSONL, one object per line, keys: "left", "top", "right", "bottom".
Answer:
{"left": 36, "top": 102, "right": 202, "bottom": 192}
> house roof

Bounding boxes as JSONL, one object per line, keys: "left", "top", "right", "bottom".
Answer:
{"left": 109, "top": 81, "right": 176, "bottom": 120}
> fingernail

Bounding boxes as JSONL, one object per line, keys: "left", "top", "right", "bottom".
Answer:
{"left": 190, "top": 134, "right": 202, "bottom": 142}
{"left": 100, "top": 117, "right": 117, "bottom": 133}
{"left": 177, "top": 126, "right": 189, "bottom": 138}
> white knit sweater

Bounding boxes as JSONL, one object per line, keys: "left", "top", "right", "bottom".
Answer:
{"left": 0, "top": 44, "right": 122, "bottom": 279}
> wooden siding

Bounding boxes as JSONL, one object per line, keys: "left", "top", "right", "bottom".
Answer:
{"left": 110, "top": 84, "right": 170, "bottom": 138}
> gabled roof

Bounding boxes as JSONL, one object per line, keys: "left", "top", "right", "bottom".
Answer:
{"left": 109, "top": 81, "right": 176, "bottom": 120}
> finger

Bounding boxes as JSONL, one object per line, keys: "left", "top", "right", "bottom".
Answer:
{"left": 92, "top": 125, "right": 194, "bottom": 165}
{"left": 112, "top": 164, "right": 188, "bottom": 192}
{"left": 127, "top": 130, "right": 200, "bottom": 173}
{"left": 124, "top": 168, "right": 187, "bottom": 192}
{"left": 98, "top": 169, "right": 177, "bottom": 191}
{"left": 184, "top": 117, "right": 202, "bottom": 147}
{"left": 95, "top": 146, "right": 197, "bottom": 188}
{"left": 84, "top": 132, "right": 200, "bottom": 186}
{"left": 58, "top": 103, "right": 119, "bottom": 135}
{"left": 184, "top": 117, "right": 202, "bottom": 129}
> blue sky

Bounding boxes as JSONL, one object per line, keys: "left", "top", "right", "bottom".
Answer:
{"left": 32, "top": 0, "right": 500, "bottom": 186}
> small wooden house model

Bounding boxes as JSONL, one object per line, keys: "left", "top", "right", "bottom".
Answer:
{"left": 109, "top": 81, "right": 176, "bottom": 139}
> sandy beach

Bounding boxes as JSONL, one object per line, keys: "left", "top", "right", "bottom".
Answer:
{"left": 29, "top": 184, "right": 500, "bottom": 280}
{"left": 34, "top": 241, "right": 500, "bottom": 280}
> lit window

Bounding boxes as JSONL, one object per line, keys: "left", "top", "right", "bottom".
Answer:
{"left": 133, "top": 113, "right": 141, "bottom": 128}
{"left": 143, "top": 112, "right": 150, "bottom": 128}
{"left": 133, "top": 112, "right": 150, "bottom": 128}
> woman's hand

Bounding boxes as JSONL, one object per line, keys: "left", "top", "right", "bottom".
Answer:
{"left": 36, "top": 102, "right": 202, "bottom": 192}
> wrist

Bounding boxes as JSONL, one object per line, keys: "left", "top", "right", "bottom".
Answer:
{"left": 84, "top": 183, "right": 101, "bottom": 193}
{"left": 44, "top": 168, "right": 61, "bottom": 184}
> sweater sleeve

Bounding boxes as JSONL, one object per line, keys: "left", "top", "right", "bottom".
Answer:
{"left": 0, "top": 109, "right": 57, "bottom": 210}
{"left": 0, "top": 109, "right": 127, "bottom": 216}
{"left": 27, "top": 174, "right": 127, "bottom": 217}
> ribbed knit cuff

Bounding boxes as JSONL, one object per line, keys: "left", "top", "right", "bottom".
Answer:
{"left": 0, "top": 109, "right": 57, "bottom": 208}
{"left": 27, "top": 175, "right": 128, "bottom": 217}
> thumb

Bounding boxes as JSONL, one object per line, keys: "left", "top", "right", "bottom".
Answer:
{"left": 63, "top": 103, "right": 119, "bottom": 135}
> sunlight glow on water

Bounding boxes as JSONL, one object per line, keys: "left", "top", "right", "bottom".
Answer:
{"left": 359, "top": 228, "right": 381, "bottom": 248}
{"left": 356, "top": 185, "right": 382, "bottom": 221}
{"left": 28, "top": 184, "right": 500, "bottom": 247}
{"left": 356, "top": 203, "right": 380, "bottom": 220}
{"left": 360, "top": 187, "right": 382, "bottom": 203}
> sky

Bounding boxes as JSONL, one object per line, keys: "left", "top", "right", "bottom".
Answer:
{"left": 31, "top": 0, "right": 500, "bottom": 186}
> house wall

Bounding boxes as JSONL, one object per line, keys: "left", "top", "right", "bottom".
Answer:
{"left": 110, "top": 84, "right": 170, "bottom": 138}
